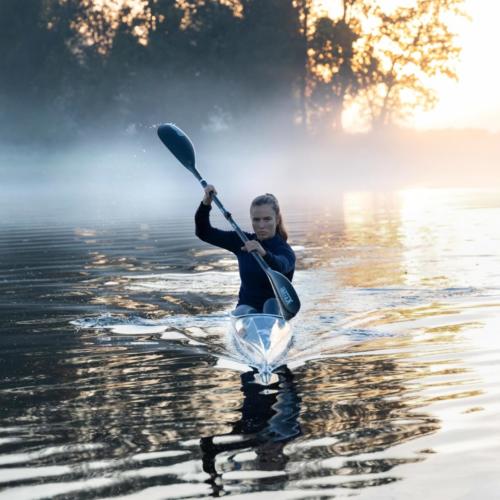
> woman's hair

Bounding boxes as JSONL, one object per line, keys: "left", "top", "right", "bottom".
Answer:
{"left": 250, "top": 193, "right": 288, "bottom": 241}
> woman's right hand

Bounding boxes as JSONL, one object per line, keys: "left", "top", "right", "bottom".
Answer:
{"left": 202, "top": 184, "right": 217, "bottom": 206}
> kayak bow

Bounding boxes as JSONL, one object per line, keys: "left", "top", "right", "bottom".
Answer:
{"left": 229, "top": 313, "right": 293, "bottom": 383}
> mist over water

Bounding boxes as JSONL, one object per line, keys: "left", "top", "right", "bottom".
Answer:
{"left": 2, "top": 121, "right": 499, "bottom": 229}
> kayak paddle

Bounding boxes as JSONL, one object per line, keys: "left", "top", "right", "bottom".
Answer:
{"left": 157, "top": 123, "right": 301, "bottom": 321}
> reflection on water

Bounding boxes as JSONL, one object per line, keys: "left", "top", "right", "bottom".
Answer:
{"left": 1, "top": 189, "right": 500, "bottom": 498}
{"left": 200, "top": 368, "right": 301, "bottom": 496}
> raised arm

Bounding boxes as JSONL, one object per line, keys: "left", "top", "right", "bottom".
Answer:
{"left": 195, "top": 185, "right": 241, "bottom": 253}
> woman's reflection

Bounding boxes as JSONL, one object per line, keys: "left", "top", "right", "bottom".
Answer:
{"left": 200, "top": 367, "right": 301, "bottom": 496}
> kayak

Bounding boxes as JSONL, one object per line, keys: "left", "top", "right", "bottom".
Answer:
{"left": 229, "top": 313, "right": 293, "bottom": 383}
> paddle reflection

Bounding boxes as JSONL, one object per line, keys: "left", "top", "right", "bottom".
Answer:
{"left": 200, "top": 367, "right": 301, "bottom": 495}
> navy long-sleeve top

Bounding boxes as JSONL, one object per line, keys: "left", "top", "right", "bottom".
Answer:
{"left": 195, "top": 202, "right": 295, "bottom": 311}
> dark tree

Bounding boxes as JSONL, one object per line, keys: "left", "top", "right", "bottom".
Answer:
{"left": 307, "top": 0, "right": 466, "bottom": 133}
{"left": 0, "top": 0, "right": 78, "bottom": 141}
{"left": 0, "top": 0, "right": 468, "bottom": 142}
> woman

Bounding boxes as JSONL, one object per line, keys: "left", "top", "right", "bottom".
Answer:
{"left": 195, "top": 185, "right": 295, "bottom": 316}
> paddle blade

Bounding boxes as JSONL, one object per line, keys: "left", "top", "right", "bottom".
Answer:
{"left": 267, "top": 270, "right": 301, "bottom": 321}
{"left": 157, "top": 123, "right": 197, "bottom": 173}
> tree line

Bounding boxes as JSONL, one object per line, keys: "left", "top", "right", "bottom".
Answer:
{"left": 0, "top": 0, "right": 466, "bottom": 143}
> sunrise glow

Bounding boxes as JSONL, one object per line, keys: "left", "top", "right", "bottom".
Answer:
{"left": 411, "top": 0, "right": 500, "bottom": 132}
{"left": 318, "top": 0, "right": 500, "bottom": 132}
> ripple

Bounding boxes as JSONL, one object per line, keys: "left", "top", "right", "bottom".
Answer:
{"left": 2, "top": 191, "right": 500, "bottom": 498}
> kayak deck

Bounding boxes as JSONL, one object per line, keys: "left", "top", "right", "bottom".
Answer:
{"left": 229, "top": 313, "right": 293, "bottom": 382}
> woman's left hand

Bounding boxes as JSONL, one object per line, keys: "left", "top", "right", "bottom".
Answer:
{"left": 241, "top": 240, "right": 266, "bottom": 257}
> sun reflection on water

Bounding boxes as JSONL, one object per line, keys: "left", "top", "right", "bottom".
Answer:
{"left": 398, "top": 189, "right": 500, "bottom": 288}
{"left": 2, "top": 189, "right": 500, "bottom": 498}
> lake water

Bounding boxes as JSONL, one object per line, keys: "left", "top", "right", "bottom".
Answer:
{"left": 1, "top": 188, "right": 500, "bottom": 499}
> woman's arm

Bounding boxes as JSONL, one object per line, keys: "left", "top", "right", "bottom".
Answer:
{"left": 262, "top": 245, "right": 295, "bottom": 275}
{"left": 195, "top": 185, "right": 241, "bottom": 253}
{"left": 240, "top": 237, "right": 295, "bottom": 275}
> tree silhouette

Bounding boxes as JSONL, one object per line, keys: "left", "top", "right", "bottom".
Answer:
{"left": 235, "top": 0, "right": 303, "bottom": 126}
{"left": 307, "top": 0, "right": 466, "bottom": 132}
{"left": 293, "top": 0, "right": 314, "bottom": 129}
{"left": 0, "top": 0, "right": 79, "bottom": 141}
{"left": 307, "top": 1, "right": 378, "bottom": 132}
{"left": 360, "top": 0, "right": 467, "bottom": 128}
{"left": 0, "top": 0, "right": 468, "bottom": 141}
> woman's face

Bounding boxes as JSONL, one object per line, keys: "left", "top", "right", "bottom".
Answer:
{"left": 251, "top": 204, "right": 277, "bottom": 241}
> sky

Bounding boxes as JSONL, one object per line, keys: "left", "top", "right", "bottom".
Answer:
{"left": 411, "top": 0, "right": 500, "bottom": 132}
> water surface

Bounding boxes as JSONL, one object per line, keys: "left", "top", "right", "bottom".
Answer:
{"left": 1, "top": 189, "right": 499, "bottom": 499}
